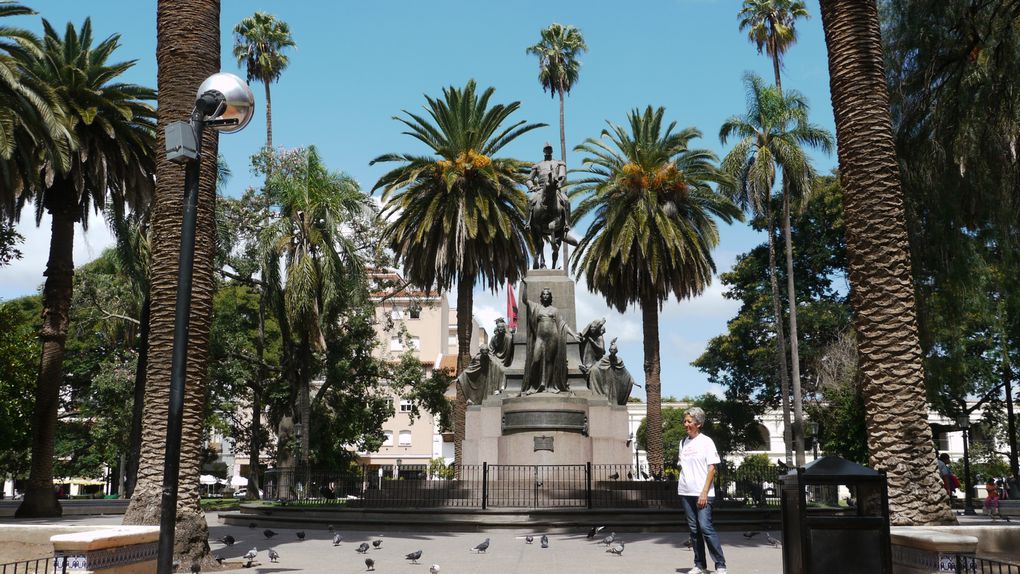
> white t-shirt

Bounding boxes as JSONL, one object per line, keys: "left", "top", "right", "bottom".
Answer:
{"left": 677, "top": 433, "right": 721, "bottom": 497}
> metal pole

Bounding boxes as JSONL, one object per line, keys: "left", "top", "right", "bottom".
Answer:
{"left": 962, "top": 427, "right": 975, "bottom": 516}
{"left": 156, "top": 112, "right": 205, "bottom": 574}
{"left": 481, "top": 462, "right": 488, "bottom": 510}
{"left": 586, "top": 462, "right": 592, "bottom": 509}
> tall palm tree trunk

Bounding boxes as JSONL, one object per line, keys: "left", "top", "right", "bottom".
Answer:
{"left": 454, "top": 276, "right": 474, "bottom": 473}
{"left": 783, "top": 185, "right": 806, "bottom": 466}
{"left": 772, "top": 47, "right": 806, "bottom": 466}
{"left": 123, "top": 0, "right": 221, "bottom": 563}
{"left": 558, "top": 86, "right": 567, "bottom": 163}
{"left": 641, "top": 296, "right": 664, "bottom": 475}
{"left": 126, "top": 294, "right": 151, "bottom": 498}
{"left": 15, "top": 195, "right": 77, "bottom": 518}
{"left": 767, "top": 202, "right": 794, "bottom": 464}
{"left": 263, "top": 82, "right": 272, "bottom": 151}
{"left": 818, "top": 0, "right": 954, "bottom": 525}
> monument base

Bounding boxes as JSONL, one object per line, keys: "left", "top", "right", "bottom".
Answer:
{"left": 462, "top": 394, "right": 632, "bottom": 466}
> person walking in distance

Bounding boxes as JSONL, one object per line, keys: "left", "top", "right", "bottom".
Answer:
{"left": 677, "top": 407, "right": 727, "bottom": 574}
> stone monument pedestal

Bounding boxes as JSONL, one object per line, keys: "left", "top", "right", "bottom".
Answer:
{"left": 462, "top": 391, "right": 632, "bottom": 466}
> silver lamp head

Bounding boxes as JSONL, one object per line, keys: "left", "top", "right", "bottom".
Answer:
{"left": 196, "top": 73, "right": 254, "bottom": 133}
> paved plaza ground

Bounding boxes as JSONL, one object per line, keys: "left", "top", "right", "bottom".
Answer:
{"left": 1, "top": 511, "right": 1006, "bottom": 573}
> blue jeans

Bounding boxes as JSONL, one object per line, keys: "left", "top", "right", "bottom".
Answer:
{"left": 680, "top": 496, "right": 726, "bottom": 570}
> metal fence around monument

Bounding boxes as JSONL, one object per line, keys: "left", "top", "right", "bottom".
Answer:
{"left": 260, "top": 464, "right": 783, "bottom": 510}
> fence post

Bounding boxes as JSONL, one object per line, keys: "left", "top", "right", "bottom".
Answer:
{"left": 482, "top": 462, "right": 488, "bottom": 510}
{"left": 586, "top": 462, "right": 593, "bottom": 509}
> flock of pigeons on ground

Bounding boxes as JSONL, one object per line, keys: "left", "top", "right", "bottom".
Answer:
{"left": 191, "top": 522, "right": 782, "bottom": 572}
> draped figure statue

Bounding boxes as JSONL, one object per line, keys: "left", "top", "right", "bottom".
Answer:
{"left": 577, "top": 317, "right": 607, "bottom": 378}
{"left": 457, "top": 346, "right": 505, "bottom": 405}
{"left": 589, "top": 338, "right": 638, "bottom": 405}
{"left": 521, "top": 285, "right": 577, "bottom": 395}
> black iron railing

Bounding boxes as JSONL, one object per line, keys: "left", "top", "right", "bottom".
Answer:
{"left": 259, "top": 464, "right": 782, "bottom": 510}
{"left": 0, "top": 556, "right": 64, "bottom": 574}
{"left": 956, "top": 555, "right": 1020, "bottom": 573}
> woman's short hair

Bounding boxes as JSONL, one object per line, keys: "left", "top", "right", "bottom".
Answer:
{"left": 685, "top": 407, "right": 706, "bottom": 426}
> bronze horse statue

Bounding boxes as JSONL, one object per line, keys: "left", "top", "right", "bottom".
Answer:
{"left": 527, "top": 168, "right": 576, "bottom": 270}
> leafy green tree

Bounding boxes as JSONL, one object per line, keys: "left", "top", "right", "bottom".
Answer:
{"left": 0, "top": 300, "right": 39, "bottom": 485}
{"left": 526, "top": 23, "right": 588, "bottom": 163}
{"left": 232, "top": 11, "right": 296, "bottom": 151}
{"left": 571, "top": 106, "right": 741, "bottom": 474}
{"left": 372, "top": 80, "right": 542, "bottom": 466}
{"left": 16, "top": 18, "right": 154, "bottom": 518}
{"left": 0, "top": 218, "right": 22, "bottom": 266}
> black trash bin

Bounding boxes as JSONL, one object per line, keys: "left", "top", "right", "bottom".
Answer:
{"left": 779, "top": 456, "right": 891, "bottom": 574}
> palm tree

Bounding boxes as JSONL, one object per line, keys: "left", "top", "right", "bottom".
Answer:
{"left": 122, "top": 0, "right": 220, "bottom": 565}
{"left": 526, "top": 23, "right": 588, "bottom": 164}
{"left": 0, "top": 1, "right": 71, "bottom": 216}
{"left": 571, "top": 106, "right": 742, "bottom": 474}
{"left": 738, "top": 0, "right": 812, "bottom": 464}
{"left": 14, "top": 18, "right": 155, "bottom": 519}
{"left": 817, "top": 0, "right": 953, "bottom": 525}
{"left": 260, "top": 146, "right": 369, "bottom": 486}
{"left": 372, "top": 80, "right": 542, "bottom": 466}
{"left": 232, "top": 11, "right": 295, "bottom": 151}
{"left": 719, "top": 73, "right": 832, "bottom": 465}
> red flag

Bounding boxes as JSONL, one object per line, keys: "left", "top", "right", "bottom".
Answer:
{"left": 507, "top": 283, "right": 519, "bottom": 330}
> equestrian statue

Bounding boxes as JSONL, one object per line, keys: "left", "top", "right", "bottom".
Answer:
{"left": 527, "top": 143, "right": 577, "bottom": 269}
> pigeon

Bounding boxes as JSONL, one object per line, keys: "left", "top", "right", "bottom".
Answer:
{"left": 743, "top": 531, "right": 760, "bottom": 539}
{"left": 296, "top": 531, "right": 306, "bottom": 540}
{"left": 777, "top": 459, "right": 790, "bottom": 472}
{"left": 406, "top": 549, "right": 423, "bottom": 564}
{"left": 430, "top": 565, "right": 440, "bottom": 574}
{"left": 372, "top": 539, "right": 383, "bottom": 549}
{"left": 267, "top": 548, "right": 279, "bottom": 563}
{"left": 472, "top": 538, "right": 490, "bottom": 553}
{"left": 356, "top": 542, "right": 370, "bottom": 554}
{"left": 220, "top": 535, "right": 235, "bottom": 546}
{"left": 608, "top": 472, "right": 620, "bottom": 480}
{"left": 263, "top": 529, "right": 277, "bottom": 539}
{"left": 248, "top": 522, "right": 257, "bottom": 529}
{"left": 540, "top": 534, "right": 549, "bottom": 548}
{"left": 586, "top": 525, "right": 605, "bottom": 539}
{"left": 606, "top": 542, "right": 625, "bottom": 556}
{"left": 213, "top": 555, "right": 225, "bottom": 565}
{"left": 242, "top": 547, "right": 258, "bottom": 561}
{"left": 525, "top": 535, "right": 534, "bottom": 544}
{"left": 190, "top": 561, "right": 201, "bottom": 573}
{"left": 627, "top": 471, "right": 633, "bottom": 479}
{"left": 766, "top": 532, "right": 782, "bottom": 548}
{"left": 601, "top": 532, "right": 616, "bottom": 546}
{"left": 365, "top": 558, "right": 375, "bottom": 571}
{"left": 333, "top": 533, "right": 343, "bottom": 546}
{"left": 640, "top": 471, "right": 650, "bottom": 480}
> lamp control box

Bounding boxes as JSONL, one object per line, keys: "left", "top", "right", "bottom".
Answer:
{"left": 165, "top": 121, "right": 199, "bottom": 163}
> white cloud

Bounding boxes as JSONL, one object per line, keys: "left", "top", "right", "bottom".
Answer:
{"left": 2, "top": 209, "right": 116, "bottom": 301}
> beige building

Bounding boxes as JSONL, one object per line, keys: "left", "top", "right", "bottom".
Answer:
{"left": 357, "top": 270, "right": 484, "bottom": 467}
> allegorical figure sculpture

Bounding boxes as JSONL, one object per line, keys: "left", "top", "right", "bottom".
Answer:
{"left": 577, "top": 317, "right": 607, "bottom": 377}
{"left": 522, "top": 286, "right": 577, "bottom": 395}
{"left": 527, "top": 143, "right": 576, "bottom": 270}
{"left": 589, "top": 338, "right": 638, "bottom": 405}
{"left": 457, "top": 346, "right": 505, "bottom": 405}
{"left": 488, "top": 317, "right": 515, "bottom": 368}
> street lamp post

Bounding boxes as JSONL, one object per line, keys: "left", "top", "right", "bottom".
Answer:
{"left": 956, "top": 412, "right": 976, "bottom": 516}
{"left": 158, "top": 73, "right": 253, "bottom": 574}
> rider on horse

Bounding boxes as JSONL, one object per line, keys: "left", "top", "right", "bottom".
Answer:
{"left": 527, "top": 143, "right": 575, "bottom": 269}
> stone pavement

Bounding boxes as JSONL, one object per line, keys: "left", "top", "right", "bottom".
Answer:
{"left": 3, "top": 512, "right": 785, "bottom": 573}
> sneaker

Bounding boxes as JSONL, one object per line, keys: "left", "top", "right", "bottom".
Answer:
{"left": 688, "top": 568, "right": 705, "bottom": 574}
{"left": 716, "top": 569, "right": 728, "bottom": 574}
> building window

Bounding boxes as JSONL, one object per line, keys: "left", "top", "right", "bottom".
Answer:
{"left": 409, "top": 336, "right": 421, "bottom": 350}
{"left": 408, "top": 304, "right": 422, "bottom": 319}
{"left": 389, "top": 336, "right": 402, "bottom": 351}
{"left": 383, "top": 431, "right": 393, "bottom": 446}
{"left": 390, "top": 307, "right": 404, "bottom": 320}
{"left": 399, "top": 399, "right": 412, "bottom": 413}
{"left": 398, "top": 430, "right": 412, "bottom": 447}
{"left": 936, "top": 432, "right": 950, "bottom": 452}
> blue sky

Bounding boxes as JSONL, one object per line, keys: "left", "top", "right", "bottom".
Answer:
{"left": 4, "top": 0, "right": 840, "bottom": 400}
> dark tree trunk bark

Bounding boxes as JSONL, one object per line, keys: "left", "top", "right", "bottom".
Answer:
{"left": 16, "top": 192, "right": 76, "bottom": 518}
{"left": 247, "top": 294, "right": 266, "bottom": 500}
{"left": 125, "top": 293, "right": 151, "bottom": 498}
{"left": 264, "top": 82, "right": 272, "bottom": 152}
{"left": 558, "top": 86, "right": 567, "bottom": 164}
{"left": 819, "top": 0, "right": 955, "bottom": 526}
{"left": 123, "top": 0, "right": 222, "bottom": 566}
{"left": 783, "top": 185, "right": 806, "bottom": 466}
{"left": 454, "top": 276, "right": 474, "bottom": 474}
{"left": 641, "top": 296, "right": 664, "bottom": 476}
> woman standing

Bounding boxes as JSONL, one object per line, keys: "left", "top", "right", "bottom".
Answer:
{"left": 678, "top": 407, "right": 727, "bottom": 574}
